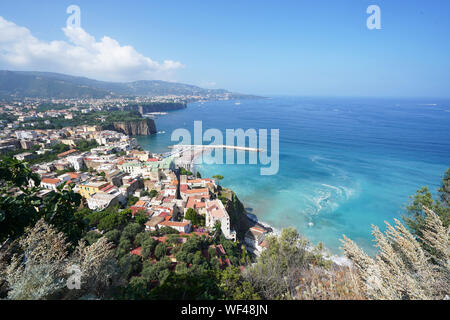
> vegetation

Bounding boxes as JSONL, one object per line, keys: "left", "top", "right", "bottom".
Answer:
{"left": 23, "top": 110, "right": 143, "bottom": 130}
{"left": 403, "top": 169, "right": 450, "bottom": 242}
{"left": 1, "top": 159, "right": 448, "bottom": 300}
{"left": 179, "top": 168, "right": 193, "bottom": 176}
{"left": 184, "top": 208, "right": 205, "bottom": 227}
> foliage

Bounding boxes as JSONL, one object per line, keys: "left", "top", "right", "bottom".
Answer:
{"left": 403, "top": 170, "right": 450, "bottom": 240}
{"left": 342, "top": 207, "right": 449, "bottom": 300}
{"left": 243, "top": 227, "right": 330, "bottom": 300}
{"left": 184, "top": 208, "right": 205, "bottom": 226}
{"left": 148, "top": 189, "right": 158, "bottom": 198}
{"left": 179, "top": 168, "right": 193, "bottom": 176}
{"left": 134, "top": 210, "right": 149, "bottom": 225}
{"left": 2, "top": 220, "right": 119, "bottom": 300}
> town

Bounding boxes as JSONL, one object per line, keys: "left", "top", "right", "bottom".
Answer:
{"left": 0, "top": 99, "right": 271, "bottom": 261}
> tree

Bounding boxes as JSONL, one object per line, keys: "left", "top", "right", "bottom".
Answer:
{"left": 141, "top": 238, "right": 157, "bottom": 259}
{"left": 2, "top": 219, "right": 119, "bottom": 300}
{"left": 149, "top": 189, "right": 158, "bottom": 198}
{"left": 342, "top": 207, "right": 449, "bottom": 300}
{"left": 127, "top": 196, "right": 139, "bottom": 206}
{"left": 134, "top": 210, "right": 149, "bottom": 225}
{"left": 121, "top": 276, "right": 149, "bottom": 300}
{"left": 212, "top": 175, "right": 224, "bottom": 186}
{"left": 403, "top": 169, "right": 450, "bottom": 253}
{"left": 0, "top": 159, "right": 84, "bottom": 245}
{"left": 154, "top": 243, "right": 168, "bottom": 260}
{"left": 184, "top": 208, "right": 205, "bottom": 226}
{"left": 243, "top": 227, "right": 328, "bottom": 299}
{"left": 121, "top": 223, "right": 144, "bottom": 242}
{"left": 119, "top": 254, "right": 143, "bottom": 280}
{"left": 84, "top": 230, "right": 102, "bottom": 245}
{"left": 0, "top": 158, "right": 41, "bottom": 243}
{"left": 219, "top": 266, "right": 260, "bottom": 300}
{"left": 104, "top": 229, "right": 121, "bottom": 245}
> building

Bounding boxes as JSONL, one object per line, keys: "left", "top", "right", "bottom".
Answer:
{"left": 159, "top": 220, "right": 192, "bottom": 233}
{"left": 180, "top": 187, "right": 210, "bottom": 201}
{"left": 66, "top": 155, "right": 85, "bottom": 171}
{"left": 14, "top": 152, "right": 35, "bottom": 161}
{"left": 41, "top": 178, "right": 64, "bottom": 191}
{"left": 57, "top": 149, "right": 78, "bottom": 158}
{"left": 145, "top": 216, "right": 166, "bottom": 231}
{"left": 87, "top": 192, "right": 120, "bottom": 210}
{"left": 205, "top": 199, "right": 236, "bottom": 240}
{"left": 244, "top": 226, "right": 268, "bottom": 255}
{"left": 77, "top": 180, "right": 110, "bottom": 199}
{"left": 20, "top": 140, "right": 35, "bottom": 150}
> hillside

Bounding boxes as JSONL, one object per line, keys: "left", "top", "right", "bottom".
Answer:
{"left": 0, "top": 70, "right": 261, "bottom": 100}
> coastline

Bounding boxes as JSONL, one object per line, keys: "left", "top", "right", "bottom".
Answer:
{"left": 246, "top": 212, "right": 351, "bottom": 267}
{"left": 169, "top": 142, "right": 352, "bottom": 267}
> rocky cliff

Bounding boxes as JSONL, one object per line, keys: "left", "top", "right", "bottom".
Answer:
{"left": 220, "top": 188, "right": 252, "bottom": 239}
{"left": 102, "top": 118, "right": 157, "bottom": 136}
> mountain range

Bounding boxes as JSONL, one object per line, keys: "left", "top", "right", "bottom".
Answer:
{"left": 0, "top": 70, "right": 260, "bottom": 100}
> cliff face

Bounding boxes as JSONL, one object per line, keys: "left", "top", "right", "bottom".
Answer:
{"left": 220, "top": 188, "right": 251, "bottom": 239}
{"left": 103, "top": 118, "right": 157, "bottom": 136}
{"left": 123, "top": 102, "right": 186, "bottom": 114}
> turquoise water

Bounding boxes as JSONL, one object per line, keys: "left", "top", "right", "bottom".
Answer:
{"left": 137, "top": 97, "right": 450, "bottom": 255}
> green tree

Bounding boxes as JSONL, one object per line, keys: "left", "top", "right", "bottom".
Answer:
{"left": 0, "top": 158, "right": 41, "bottom": 243}
{"left": 154, "top": 243, "right": 168, "bottom": 260}
{"left": 119, "top": 254, "right": 143, "bottom": 280}
{"left": 212, "top": 175, "right": 224, "bottom": 186}
{"left": 84, "top": 230, "right": 102, "bottom": 245}
{"left": 219, "top": 266, "right": 260, "bottom": 300}
{"left": 403, "top": 169, "right": 450, "bottom": 241}
{"left": 134, "top": 210, "right": 149, "bottom": 225}
{"left": 141, "top": 238, "right": 157, "bottom": 259}
{"left": 184, "top": 208, "right": 205, "bottom": 226}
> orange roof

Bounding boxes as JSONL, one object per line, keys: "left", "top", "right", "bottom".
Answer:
{"left": 130, "top": 247, "right": 142, "bottom": 256}
{"left": 134, "top": 200, "right": 147, "bottom": 207}
{"left": 41, "top": 178, "right": 61, "bottom": 185}
{"left": 186, "top": 197, "right": 206, "bottom": 209}
{"left": 183, "top": 188, "right": 209, "bottom": 195}
{"left": 57, "top": 149, "right": 77, "bottom": 158}
{"left": 160, "top": 220, "right": 191, "bottom": 228}
{"left": 67, "top": 172, "right": 79, "bottom": 179}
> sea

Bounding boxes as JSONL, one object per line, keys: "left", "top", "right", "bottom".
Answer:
{"left": 136, "top": 96, "right": 450, "bottom": 255}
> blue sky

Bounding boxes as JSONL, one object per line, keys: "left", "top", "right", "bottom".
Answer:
{"left": 0, "top": 0, "right": 449, "bottom": 97}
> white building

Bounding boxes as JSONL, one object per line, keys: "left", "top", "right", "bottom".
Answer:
{"left": 40, "top": 178, "right": 64, "bottom": 191}
{"left": 244, "top": 226, "right": 268, "bottom": 255}
{"left": 159, "top": 220, "right": 192, "bottom": 233}
{"left": 67, "top": 155, "right": 85, "bottom": 171}
{"left": 205, "top": 199, "right": 236, "bottom": 240}
{"left": 87, "top": 192, "right": 120, "bottom": 211}
{"left": 15, "top": 130, "right": 37, "bottom": 140}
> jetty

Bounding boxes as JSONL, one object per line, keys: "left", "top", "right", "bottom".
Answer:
{"left": 168, "top": 144, "right": 264, "bottom": 152}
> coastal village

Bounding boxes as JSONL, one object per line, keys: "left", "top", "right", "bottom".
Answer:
{"left": 0, "top": 100, "right": 271, "bottom": 261}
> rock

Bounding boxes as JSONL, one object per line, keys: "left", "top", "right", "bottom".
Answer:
{"left": 102, "top": 119, "right": 157, "bottom": 136}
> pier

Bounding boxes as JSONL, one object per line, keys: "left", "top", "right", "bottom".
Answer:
{"left": 168, "top": 144, "right": 264, "bottom": 152}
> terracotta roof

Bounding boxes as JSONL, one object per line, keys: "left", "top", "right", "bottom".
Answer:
{"left": 130, "top": 247, "right": 142, "bottom": 256}
{"left": 57, "top": 149, "right": 77, "bottom": 158}
{"left": 183, "top": 188, "right": 209, "bottom": 195}
{"left": 41, "top": 178, "right": 61, "bottom": 185}
{"left": 159, "top": 220, "right": 191, "bottom": 228}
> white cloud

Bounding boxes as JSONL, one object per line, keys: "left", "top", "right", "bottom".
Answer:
{"left": 0, "top": 16, "right": 184, "bottom": 82}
